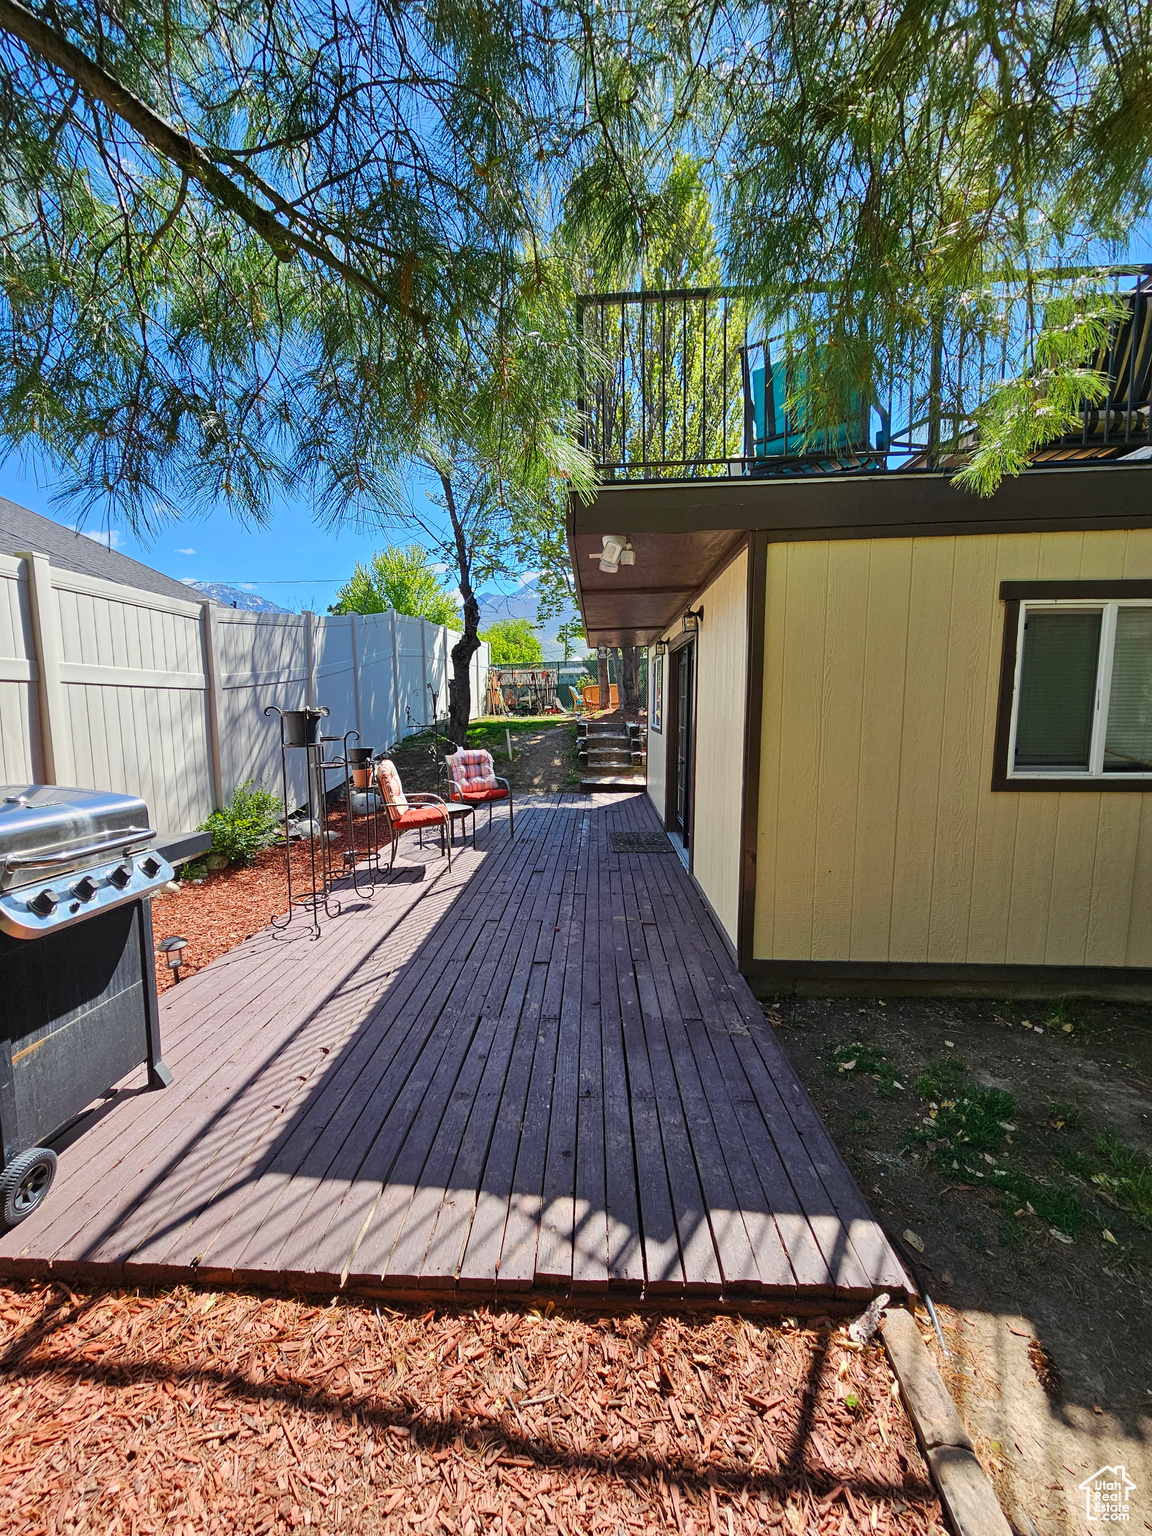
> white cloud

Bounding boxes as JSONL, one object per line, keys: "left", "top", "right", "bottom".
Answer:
{"left": 517, "top": 570, "right": 539, "bottom": 587}
{"left": 238, "top": 583, "right": 258, "bottom": 591}
{"left": 175, "top": 547, "right": 197, "bottom": 555}
{"left": 71, "top": 525, "right": 124, "bottom": 549}
{"left": 429, "top": 562, "right": 448, "bottom": 574}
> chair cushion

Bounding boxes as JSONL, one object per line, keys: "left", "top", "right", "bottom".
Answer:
{"left": 377, "top": 758, "right": 408, "bottom": 813}
{"left": 392, "top": 806, "right": 445, "bottom": 829}
{"left": 447, "top": 748, "right": 499, "bottom": 795}
{"left": 456, "top": 785, "right": 508, "bottom": 803}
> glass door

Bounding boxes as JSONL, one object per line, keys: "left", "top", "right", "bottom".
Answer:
{"left": 672, "top": 641, "right": 695, "bottom": 846}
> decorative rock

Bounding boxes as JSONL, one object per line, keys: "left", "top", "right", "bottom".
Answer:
{"left": 205, "top": 852, "right": 230, "bottom": 871}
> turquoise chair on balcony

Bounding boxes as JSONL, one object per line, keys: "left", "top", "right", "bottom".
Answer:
{"left": 746, "top": 347, "right": 877, "bottom": 468}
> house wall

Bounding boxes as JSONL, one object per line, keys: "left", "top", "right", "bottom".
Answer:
{"left": 641, "top": 548, "right": 751, "bottom": 942}
{"left": 692, "top": 548, "right": 749, "bottom": 943}
{"left": 753, "top": 528, "right": 1152, "bottom": 970}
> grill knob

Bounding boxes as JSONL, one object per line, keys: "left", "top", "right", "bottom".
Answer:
{"left": 72, "top": 875, "right": 98, "bottom": 902}
{"left": 108, "top": 864, "right": 132, "bottom": 889}
{"left": 140, "top": 856, "right": 161, "bottom": 879}
{"left": 29, "top": 889, "right": 57, "bottom": 916}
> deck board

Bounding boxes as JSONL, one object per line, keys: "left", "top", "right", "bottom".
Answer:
{"left": 0, "top": 792, "right": 911, "bottom": 1308}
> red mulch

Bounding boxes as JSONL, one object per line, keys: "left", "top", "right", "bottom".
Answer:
{"left": 0, "top": 1283, "right": 944, "bottom": 1535}
{"left": 151, "top": 810, "right": 375, "bottom": 994}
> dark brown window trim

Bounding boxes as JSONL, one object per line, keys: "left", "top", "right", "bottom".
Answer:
{"left": 737, "top": 531, "right": 767, "bottom": 971}
{"left": 1000, "top": 579, "right": 1152, "bottom": 601}
{"left": 992, "top": 585, "right": 1152, "bottom": 792}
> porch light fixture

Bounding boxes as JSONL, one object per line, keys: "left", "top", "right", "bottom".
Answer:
{"left": 655, "top": 639, "right": 669, "bottom": 657}
{"left": 682, "top": 607, "right": 703, "bottom": 634}
{"left": 159, "top": 934, "right": 188, "bottom": 982}
{"left": 589, "top": 535, "right": 635, "bottom": 573}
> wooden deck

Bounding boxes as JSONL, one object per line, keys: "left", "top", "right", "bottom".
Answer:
{"left": 0, "top": 793, "right": 910, "bottom": 1308}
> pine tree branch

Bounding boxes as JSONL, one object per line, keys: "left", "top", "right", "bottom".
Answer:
{"left": 0, "top": 0, "right": 426, "bottom": 318}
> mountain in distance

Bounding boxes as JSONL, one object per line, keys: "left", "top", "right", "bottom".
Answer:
{"left": 185, "top": 580, "right": 291, "bottom": 613}
{"left": 474, "top": 576, "right": 582, "bottom": 662}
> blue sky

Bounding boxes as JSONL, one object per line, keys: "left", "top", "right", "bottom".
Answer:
{"left": 6, "top": 235, "right": 1150, "bottom": 615}
{"left": 1, "top": 458, "right": 532, "bottom": 615}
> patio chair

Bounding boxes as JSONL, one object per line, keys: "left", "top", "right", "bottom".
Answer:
{"left": 374, "top": 758, "right": 454, "bottom": 870}
{"left": 443, "top": 748, "right": 514, "bottom": 838}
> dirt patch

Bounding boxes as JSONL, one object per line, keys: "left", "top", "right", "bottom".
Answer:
{"left": 770, "top": 994, "right": 1152, "bottom": 1533}
{"left": 385, "top": 718, "right": 579, "bottom": 796}
{"left": 0, "top": 1281, "right": 943, "bottom": 1534}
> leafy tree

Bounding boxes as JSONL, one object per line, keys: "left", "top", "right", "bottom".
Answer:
{"left": 567, "top": 2, "right": 1152, "bottom": 489}
{"left": 329, "top": 545, "right": 460, "bottom": 625}
{"left": 557, "top": 620, "right": 586, "bottom": 662}
{"left": 0, "top": 0, "right": 586, "bottom": 528}
{"left": 482, "top": 618, "right": 545, "bottom": 666}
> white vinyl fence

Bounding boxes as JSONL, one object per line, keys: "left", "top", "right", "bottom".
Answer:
{"left": 0, "top": 550, "right": 488, "bottom": 835}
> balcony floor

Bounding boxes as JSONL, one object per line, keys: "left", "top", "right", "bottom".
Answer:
{"left": 0, "top": 793, "right": 909, "bottom": 1308}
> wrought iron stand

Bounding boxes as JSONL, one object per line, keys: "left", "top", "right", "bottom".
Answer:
{"left": 264, "top": 705, "right": 341, "bottom": 938}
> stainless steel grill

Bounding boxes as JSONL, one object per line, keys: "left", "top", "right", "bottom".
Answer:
{"left": 0, "top": 785, "right": 172, "bottom": 938}
{"left": 0, "top": 785, "right": 174, "bottom": 1226}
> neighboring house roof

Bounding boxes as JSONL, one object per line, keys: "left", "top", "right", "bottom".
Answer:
{"left": 0, "top": 495, "right": 204, "bottom": 605}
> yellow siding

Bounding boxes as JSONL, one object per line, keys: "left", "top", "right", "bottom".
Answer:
{"left": 692, "top": 549, "right": 749, "bottom": 943}
{"left": 754, "top": 529, "right": 1152, "bottom": 968}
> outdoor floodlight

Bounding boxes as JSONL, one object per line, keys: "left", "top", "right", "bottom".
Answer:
{"left": 589, "top": 534, "right": 635, "bottom": 573}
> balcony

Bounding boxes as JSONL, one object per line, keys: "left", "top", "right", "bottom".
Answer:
{"left": 575, "top": 269, "right": 1152, "bottom": 482}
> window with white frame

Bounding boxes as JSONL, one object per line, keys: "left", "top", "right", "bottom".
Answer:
{"left": 1008, "top": 600, "right": 1152, "bottom": 778}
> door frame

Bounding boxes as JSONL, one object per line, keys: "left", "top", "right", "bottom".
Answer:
{"left": 665, "top": 631, "right": 697, "bottom": 866}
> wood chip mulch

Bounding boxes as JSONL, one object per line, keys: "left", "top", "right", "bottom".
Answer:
{"left": 151, "top": 810, "right": 374, "bottom": 994}
{"left": 0, "top": 1283, "right": 944, "bottom": 1534}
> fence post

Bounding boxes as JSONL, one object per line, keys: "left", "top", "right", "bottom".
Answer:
{"left": 420, "top": 617, "right": 429, "bottom": 723}
{"left": 201, "top": 601, "right": 226, "bottom": 809}
{"left": 350, "top": 614, "right": 363, "bottom": 740}
{"left": 16, "top": 550, "right": 72, "bottom": 786}
{"left": 303, "top": 610, "right": 315, "bottom": 708}
{"left": 389, "top": 609, "right": 401, "bottom": 747}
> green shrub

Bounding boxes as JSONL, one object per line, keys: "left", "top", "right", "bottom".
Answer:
{"left": 200, "top": 780, "right": 281, "bottom": 865}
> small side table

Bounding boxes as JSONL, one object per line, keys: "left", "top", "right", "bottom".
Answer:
{"left": 442, "top": 803, "right": 476, "bottom": 851}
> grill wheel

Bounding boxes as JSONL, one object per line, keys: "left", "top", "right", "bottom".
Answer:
{"left": 0, "top": 1146, "right": 58, "bottom": 1226}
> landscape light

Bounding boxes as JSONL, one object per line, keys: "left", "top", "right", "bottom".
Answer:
{"left": 159, "top": 934, "right": 188, "bottom": 982}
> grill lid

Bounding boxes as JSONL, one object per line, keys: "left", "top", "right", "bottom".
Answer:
{"left": 0, "top": 786, "right": 153, "bottom": 878}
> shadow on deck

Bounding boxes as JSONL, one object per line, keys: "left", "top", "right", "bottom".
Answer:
{"left": 0, "top": 793, "right": 910, "bottom": 1310}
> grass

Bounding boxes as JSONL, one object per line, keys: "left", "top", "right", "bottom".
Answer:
{"left": 465, "top": 718, "right": 575, "bottom": 763}
{"left": 992, "top": 1167, "right": 1086, "bottom": 1238}
{"left": 1045, "top": 1098, "right": 1081, "bottom": 1130}
{"left": 827, "top": 1040, "right": 906, "bottom": 1098}
{"left": 1043, "top": 996, "right": 1086, "bottom": 1035}
{"left": 1090, "top": 1133, "right": 1152, "bottom": 1229}
{"left": 903, "top": 1054, "right": 1017, "bottom": 1176}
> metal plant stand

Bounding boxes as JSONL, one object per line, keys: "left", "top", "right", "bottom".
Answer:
{"left": 316, "top": 729, "right": 380, "bottom": 899}
{"left": 264, "top": 705, "right": 340, "bottom": 938}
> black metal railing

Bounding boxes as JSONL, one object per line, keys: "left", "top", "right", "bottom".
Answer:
{"left": 575, "top": 268, "right": 1152, "bottom": 480}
